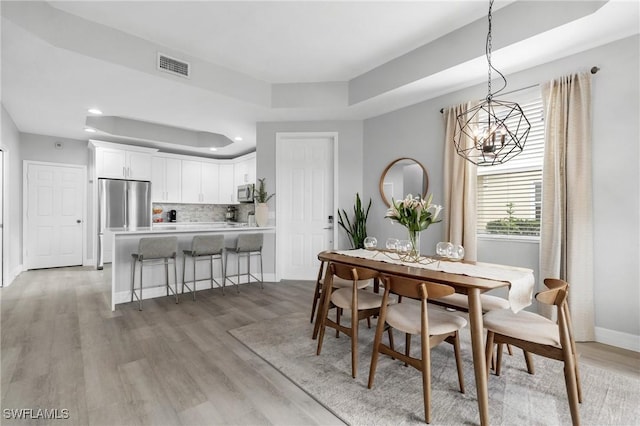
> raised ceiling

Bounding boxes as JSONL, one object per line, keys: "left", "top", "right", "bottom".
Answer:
{"left": 2, "top": 1, "right": 638, "bottom": 158}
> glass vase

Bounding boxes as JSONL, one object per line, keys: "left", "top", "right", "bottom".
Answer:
{"left": 407, "top": 229, "right": 421, "bottom": 259}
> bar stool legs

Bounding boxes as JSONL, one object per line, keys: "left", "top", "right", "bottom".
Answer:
{"left": 130, "top": 236, "right": 179, "bottom": 311}
{"left": 182, "top": 235, "right": 226, "bottom": 300}
{"left": 224, "top": 233, "right": 264, "bottom": 292}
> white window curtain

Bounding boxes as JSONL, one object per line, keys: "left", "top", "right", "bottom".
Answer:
{"left": 443, "top": 102, "right": 477, "bottom": 261}
{"left": 540, "top": 72, "right": 595, "bottom": 341}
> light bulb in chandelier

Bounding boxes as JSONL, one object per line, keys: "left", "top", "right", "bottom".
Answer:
{"left": 473, "top": 125, "right": 507, "bottom": 153}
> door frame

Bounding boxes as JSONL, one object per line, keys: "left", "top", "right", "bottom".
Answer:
{"left": 275, "top": 132, "right": 339, "bottom": 281}
{"left": 22, "top": 160, "right": 88, "bottom": 270}
{"left": 0, "top": 149, "right": 4, "bottom": 287}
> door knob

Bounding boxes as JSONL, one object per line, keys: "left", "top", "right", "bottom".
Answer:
{"left": 76, "top": 219, "right": 82, "bottom": 223}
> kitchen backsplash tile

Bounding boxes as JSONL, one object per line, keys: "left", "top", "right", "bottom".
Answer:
{"left": 153, "top": 203, "right": 256, "bottom": 223}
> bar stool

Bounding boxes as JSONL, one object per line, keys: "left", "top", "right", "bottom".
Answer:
{"left": 225, "top": 233, "right": 263, "bottom": 291}
{"left": 130, "top": 236, "right": 179, "bottom": 311}
{"left": 182, "top": 235, "right": 225, "bottom": 300}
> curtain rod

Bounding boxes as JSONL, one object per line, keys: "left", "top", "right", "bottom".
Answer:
{"left": 439, "top": 66, "right": 600, "bottom": 113}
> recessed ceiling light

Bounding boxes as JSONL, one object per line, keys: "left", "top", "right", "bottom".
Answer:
{"left": 209, "top": 147, "right": 217, "bottom": 151}
{"left": 84, "top": 127, "right": 97, "bottom": 133}
{"left": 234, "top": 136, "right": 243, "bottom": 141}
{"left": 88, "top": 108, "right": 102, "bottom": 115}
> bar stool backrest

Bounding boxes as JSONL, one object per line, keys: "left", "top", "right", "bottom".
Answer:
{"left": 192, "top": 235, "right": 225, "bottom": 256}
{"left": 138, "top": 236, "right": 178, "bottom": 260}
{"left": 236, "top": 234, "right": 263, "bottom": 253}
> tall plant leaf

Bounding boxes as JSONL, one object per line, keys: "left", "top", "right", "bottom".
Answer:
{"left": 337, "top": 193, "right": 371, "bottom": 249}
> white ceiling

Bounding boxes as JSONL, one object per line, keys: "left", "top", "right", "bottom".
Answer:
{"left": 2, "top": 1, "right": 638, "bottom": 158}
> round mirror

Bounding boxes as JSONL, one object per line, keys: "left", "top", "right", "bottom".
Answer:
{"left": 379, "top": 157, "right": 429, "bottom": 207}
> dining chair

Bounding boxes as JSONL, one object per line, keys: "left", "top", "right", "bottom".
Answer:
{"left": 310, "top": 260, "right": 373, "bottom": 339}
{"left": 430, "top": 292, "right": 534, "bottom": 375}
{"left": 483, "top": 278, "right": 581, "bottom": 426}
{"left": 315, "top": 262, "right": 389, "bottom": 378}
{"left": 368, "top": 274, "right": 467, "bottom": 424}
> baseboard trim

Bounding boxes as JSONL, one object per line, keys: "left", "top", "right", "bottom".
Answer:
{"left": 2, "top": 264, "right": 23, "bottom": 287}
{"left": 595, "top": 326, "right": 640, "bottom": 352}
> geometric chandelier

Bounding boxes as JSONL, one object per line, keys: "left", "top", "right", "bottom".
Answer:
{"left": 453, "top": 0, "right": 531, "bottom": 166}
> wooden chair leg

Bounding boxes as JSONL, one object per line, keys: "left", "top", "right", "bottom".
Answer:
{"left": 496, "top": 343, "right": 504, "bottom": 376}
{"left": 310, "top": 280, "right": 321, "bottom": 323}
{"left": 336, "top": 308, "right": 341, "bottom": 338}
{"left": 421, "top": 327, "right": 431, "bottom": 424}
{"left": 367, "top": 311, "right": 387, "bottom": 389}
{"left": 452, "top": 331, "right": 465, "bottom": 394}
{"left": 405, "top": 333, "right": 411, "bottom": 367}
{"left": 524, "top": 350, "right": 535, "bottom": 375}
{"left": 507, "top": 344, "right": 513, "bottom": 355}
{"left": 311, "top": 303, "right": 324, "bottom": 340}
{"left": 563, "top": 355, "right": 581, "bottom": 426}
{"left": 310, "top": 262, "right": 325, "bottom": 323}
{"left": 485, "top": 331, "right": 495, "bottom": 374}
{"left": 367, "top": 316, "right": 371, "bottom": 328}
{"left": 351, "top": 304, "right": 358, "bottom": 378}
{"left": 315, "top": 276, "right": 334, "bottom": 356}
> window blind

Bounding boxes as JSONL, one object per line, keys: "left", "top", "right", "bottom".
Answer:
{"left": 476, "top": 91, "right": 544, "bottom": 237}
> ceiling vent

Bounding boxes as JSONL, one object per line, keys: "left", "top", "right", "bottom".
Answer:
{"left": 157, "top": 53, "right": 190, "bottom": 78}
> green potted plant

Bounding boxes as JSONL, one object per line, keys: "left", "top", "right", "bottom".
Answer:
{"left": 337, "top": 193, "right": 371, "bottom": 249}
{"left": 254, "top": 178, "right": 274, "bottom": 227}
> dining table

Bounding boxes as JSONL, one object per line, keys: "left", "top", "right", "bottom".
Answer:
{"left": 316, "top": 249, "right": 535, "bottom": 426}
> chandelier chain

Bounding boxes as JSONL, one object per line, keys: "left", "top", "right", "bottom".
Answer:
{"left": 487, "top": 0, "right": 493, "bottom": 98}
{"left": 452, "top": 0, "right": 531, "bottom": 166}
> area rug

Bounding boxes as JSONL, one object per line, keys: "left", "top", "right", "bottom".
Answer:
{"left": 229, "top": 312, "right": 640, "bottom": 425}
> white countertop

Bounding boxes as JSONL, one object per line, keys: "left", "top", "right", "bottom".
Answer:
{"left": 107, "top": 223, "right": 274, "bottom": 235}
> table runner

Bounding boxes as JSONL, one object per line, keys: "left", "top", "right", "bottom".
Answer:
{"left": 335, "top": 249, "right": 534, "bottom": 312}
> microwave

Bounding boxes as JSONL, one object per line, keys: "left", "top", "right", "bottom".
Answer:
{"left": 237, "top": 184, "right": 255, "bottom": 203}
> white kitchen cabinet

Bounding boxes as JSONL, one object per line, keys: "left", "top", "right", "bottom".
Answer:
{"left": 218, "top": 164, "right": 235, "bottom": 204}
{"left": 91, "top": 141, "right": 156, "bottom": 180}
{"left": 201, "top": 162, "right": 219, "bottom": 203}
{"left": 234, "top": 153, "right": 256, "bottom": 186}
{"left": 151, "top": 155, "right": 182, "bottom": 202}
{"left": 181, "top": 159, "right": 219, "bottom": 203}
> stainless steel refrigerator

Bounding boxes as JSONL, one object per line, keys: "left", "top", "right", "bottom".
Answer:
{"left": 97, "top": 178, "right": 151, "bottom": 269}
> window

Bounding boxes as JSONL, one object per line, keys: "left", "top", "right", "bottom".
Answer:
{"left": 476, "top": 88, "right": 544, "bottom": 238}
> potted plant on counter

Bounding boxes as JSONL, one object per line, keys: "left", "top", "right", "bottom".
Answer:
{"left": 254, "top": 178, "right": 275, "bottom": 227}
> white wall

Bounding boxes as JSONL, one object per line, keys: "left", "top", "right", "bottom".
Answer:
{"left": 1, "top": 105, "right": 23, "bottom": 285}
{"left": 256, "top": 120, "right": 364, "bottom": 250}
{"left": 21, "top": 133, "right": 89, "bottom": 166}
{"left": 363, "top": 102, "right": 446, "bottom": 253}
{"left": 363, "top": 35, "right": 639, "bottom": 349}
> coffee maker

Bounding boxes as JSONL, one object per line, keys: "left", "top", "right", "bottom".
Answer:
{"left": 225, "top": 205, "right": 237, "bottom": 222}
{"left": 168, "top": 209, "right": 177, "bottom": 222}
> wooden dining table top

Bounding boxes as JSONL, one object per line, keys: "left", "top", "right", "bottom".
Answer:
{"left": 318, "top": 250, "right": 510, "bottom": 294}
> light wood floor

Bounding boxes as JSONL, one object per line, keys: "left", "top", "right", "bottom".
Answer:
{"left": 1, "top": 266, "right": 638, "bottom": 425}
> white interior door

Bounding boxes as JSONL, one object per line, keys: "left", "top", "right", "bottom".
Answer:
{"left": 277, "top": 134, "right": 334, "bottom": 280}
{"left": 26, "top": 162, "right": 84, "bottom": 269}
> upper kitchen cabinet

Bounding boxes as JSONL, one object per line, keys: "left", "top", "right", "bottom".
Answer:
{"left": 219, "top": 164, "right": 235, "bottom": 204}
{"left": 181, "top": 159, "right": 220, "bottom": 204}
{"left": 90, "top": 140, "right": 157, "bottom": 181}
{"left": 151, "top": 155, "right": 182, "bottom": 202}
{"left": 234, "top": 153, "right": 256, "bottom": 187}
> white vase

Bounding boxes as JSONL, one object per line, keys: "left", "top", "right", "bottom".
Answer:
{"left": 255, "top": 203, "right": 269, "bottom": 227}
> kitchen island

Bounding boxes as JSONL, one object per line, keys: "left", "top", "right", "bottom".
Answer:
{"left": 108, "top": 223, "right": 275, "bottom": 310}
